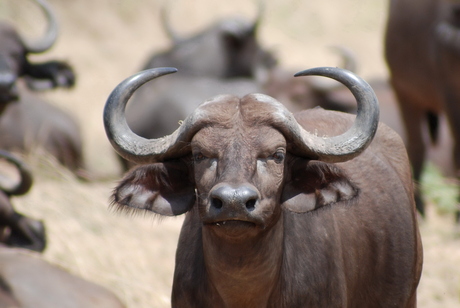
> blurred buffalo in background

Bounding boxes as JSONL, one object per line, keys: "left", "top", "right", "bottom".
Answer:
{"left": 0, "top": 0, "right": 85, "bottom": 177}
{"left": 0, "top": 84, "right": 85, "bottom": 178}
{"left": 0, "top": 0, "right": 74, "bottom": 110}
{"left": 323, "top": 77, "right": 455, "bottom": 178}
{"left": 0, "top": 150, "right": 126, "bottom": 307}
{"left": 385, "top": 0, "right": 460, "bottom": 219}
{"left": 141, "top": 1, "right": 276, "bottom": 78}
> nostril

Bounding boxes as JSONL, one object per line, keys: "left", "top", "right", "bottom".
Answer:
{"left": 245, "top": 199, "right": 256, "bottom": 211}
{"left": 211, "top": 197, "right": 223, "bottom": 209}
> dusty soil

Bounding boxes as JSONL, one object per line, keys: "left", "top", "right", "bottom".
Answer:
{"left": 1, "top": 0, "right": 459, "bottom": 307}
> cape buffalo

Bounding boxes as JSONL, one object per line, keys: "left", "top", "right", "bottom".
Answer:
{"left": 104, "top": 67, "right": 422, "bottom": 307}
{"left": 0, "top": 0, "right": 85, "bottom": 176}
{"left": 142, "top": 2, "right": 276, "bottom": 79}
{"left": 0, "top": 0, "right": 74, "bottom": 114}
{"left": 0, "top": 83, "right": 85, "bottom": 177}
{"left": 385, "top": 0, "right": 460, "bottom": 218}
{"left": 0, "top": 150, "right": 45, "bottom": 252}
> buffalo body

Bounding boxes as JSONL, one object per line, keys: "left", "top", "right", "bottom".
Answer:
{"left": 385, "top": 0, "right": 460, "bottom": 216}
{"left": 105, "top": 68, "right": 422, "bottom": 307}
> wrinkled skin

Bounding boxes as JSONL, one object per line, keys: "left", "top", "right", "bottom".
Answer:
{"left": 385, "top": 0, "right": 460, "bottom": 217}
{"left": 0, "top": 247, "right": 126, "bottom": 308}
{"left": 112, "top": 98, "right": 422, "bottom": 307}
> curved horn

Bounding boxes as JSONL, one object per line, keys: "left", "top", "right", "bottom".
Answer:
{"left": 160, "top": 1, "right": 182, "bottom": 43}
{"left": 308, "top": 46, "right": 358, "bottom": 93}
{"left": 288, "top": 67, "right": 379, "bottom": 163}
{"left": 105, "top": 67, "right": 378, "bottom": 165}
{"left": 104, "top": 68, "right": 220, "bottom": 164}
{"left": 23, "top": 0, "right": 59, "bottom": 53}
{"left": 0, "top": 150, "right": 33, "bottom": 196}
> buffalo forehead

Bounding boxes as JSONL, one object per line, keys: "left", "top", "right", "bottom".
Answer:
{"left": 194, "top": 93, "right": 285, "bottom": 127}
{"left": 192, "top": 124, "right": 285, "bottom": 154}
{"left": 191, "top": 94, "right": 289, "bottom": 150}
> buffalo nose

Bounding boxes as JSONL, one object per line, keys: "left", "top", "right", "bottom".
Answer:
{"left": 210, "top": 185, "right": 259, "bottom": 212}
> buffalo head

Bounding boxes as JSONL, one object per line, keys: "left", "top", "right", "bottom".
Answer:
{"left": 103, "top": 66, "right": 427, "bottom": 307}
{"left": 104, "top": 67, "right": 379, "bottom": 240}
{"left": 0, "top": 0, "right": 75, "bottom": 113}
{"left": 143, "top": 2, "right": 276, "bottom": 79}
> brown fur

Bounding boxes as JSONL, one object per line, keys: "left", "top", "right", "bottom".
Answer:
{"left": 112, "top": 99, "right": 422, "bottom": 307}
{"left": 385, "top": 0, "right": 460, "bottom": 217}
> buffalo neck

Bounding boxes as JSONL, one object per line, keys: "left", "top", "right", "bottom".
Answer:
{"left": 201, "top": 219, "right": 284, "bottom": 308}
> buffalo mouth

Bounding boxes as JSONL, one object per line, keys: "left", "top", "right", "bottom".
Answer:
{"left": 204, "top": 219, "right": 259, "bottom": 237}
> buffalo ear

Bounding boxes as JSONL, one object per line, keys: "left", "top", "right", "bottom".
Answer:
{"left": 281, "top": 160, "right": 358, "bottom": 213}
{"left": 111, "top": 160, "right": 195, "bottom": 216}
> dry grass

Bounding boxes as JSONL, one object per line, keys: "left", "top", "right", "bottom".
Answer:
{"left": 1, "top": 0, "right": 459, "bottom": 307}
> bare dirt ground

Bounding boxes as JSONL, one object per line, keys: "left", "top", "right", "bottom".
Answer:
{"left": 1, "top": 0, "right": 460, "bottom": 307}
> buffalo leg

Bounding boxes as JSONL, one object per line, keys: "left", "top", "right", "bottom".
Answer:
{"left": 442, "top": 88, "right": 460, "bottom": 222}
{"left": 396, "top": 93, "right": 426, "bottom": 216}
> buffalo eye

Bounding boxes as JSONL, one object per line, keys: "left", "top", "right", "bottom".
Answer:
{"left": 270, "top": 151, "right": 285, "bottom": 164}
{"left": 193, "top": 152, "right": 207, "bottom": 162}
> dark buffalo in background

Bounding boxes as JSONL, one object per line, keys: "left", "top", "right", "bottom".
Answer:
{"left": 385, "top": 0, "right": 460, "bottom": 218}
{"left": 0, "top": 247, "right": 126, "bottom": 308}
{"left": 141, "top": 2, "right": 276, "bottom": 78}
{"left": 104, "top": 67, "right": 422, "bottom": 307}
{"left": 322, "top": 76, "right": 455, "bottom": 178}
{"left": 262, "top": 45, "right": 359, "bottom": 113}
{"left": 0, "top": 0, "right": 85, "bottom": 176}
{"left": 0, "top": 0, "right": 74, "bottom": 110}
{"left": 0, "top": 84, "right": 85, "bottom": 177}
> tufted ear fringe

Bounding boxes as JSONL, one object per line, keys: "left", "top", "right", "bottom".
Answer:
{"left": 110, "top": 162, "right": 196, "bottom": 217}
{"left": 282, "top": 160, "right": 359, "bottom": 213}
